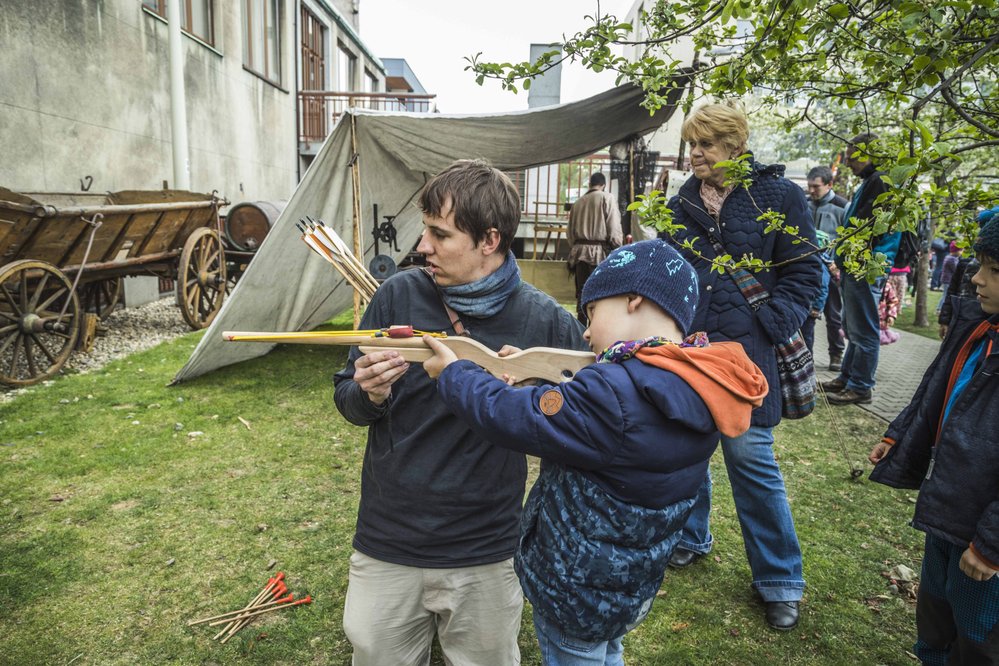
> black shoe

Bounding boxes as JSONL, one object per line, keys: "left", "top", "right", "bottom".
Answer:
{"left": 827, "top": 355, "right": 842, "bottom": 372}
{"left": 826, "top": 388, "right": 872, "bottom": 405}
{"left": 820, "top": 378, "right": 846, "bottom": 393}
{"left": 667, "top": 548, "right": 701, "bottom": 569}
{"left": 765, "top": 601, "right": 799, "bottom": 630}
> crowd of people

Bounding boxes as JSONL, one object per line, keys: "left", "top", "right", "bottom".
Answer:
{"left": 331, "top": 104, "right": 997, "bottom": 665}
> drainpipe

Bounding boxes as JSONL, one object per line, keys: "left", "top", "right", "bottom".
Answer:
{"left": 294, "top": 0, "right": 301, "bottom": 182}
{"left": 167, "top": 0, "right": 191, "bottom": 190}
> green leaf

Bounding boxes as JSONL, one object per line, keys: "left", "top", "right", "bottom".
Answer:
{"left": 828, "top": 3, "right": 850, "bottom": 19}
{"left": 721, "top": 0, "right": 734, "bottom": 24}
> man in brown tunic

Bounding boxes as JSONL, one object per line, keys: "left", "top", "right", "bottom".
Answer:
{"left": 567, "top": 172, "right": 623, "bottom": 323}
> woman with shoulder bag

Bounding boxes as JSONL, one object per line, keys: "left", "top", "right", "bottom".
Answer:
{"left": 658, "top": 102, "right": 823, "bottom": 631}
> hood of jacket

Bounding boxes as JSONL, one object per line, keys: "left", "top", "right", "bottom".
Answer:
{"left": 636, "top": 341, "right": 768, "bottom": 437}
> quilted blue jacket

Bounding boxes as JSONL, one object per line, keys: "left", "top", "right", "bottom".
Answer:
{"left": 436, "top": 357, "right": 721, "bottom": 641}
{"left": 662, "top": 159, "right": 822, "bottom": 426}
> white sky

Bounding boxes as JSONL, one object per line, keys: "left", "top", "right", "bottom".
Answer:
{"left": 359, "top": 0, "right": 633, "bottom": 114}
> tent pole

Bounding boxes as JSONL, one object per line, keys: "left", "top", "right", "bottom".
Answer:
{"left": 627, "top": 140, "right": 635, "bottom": 239}
{"left": 350, "top": 114, "right": 363, "bottom": 328}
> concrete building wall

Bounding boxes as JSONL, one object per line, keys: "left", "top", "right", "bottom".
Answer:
{"left": 526, "top": 44, "right": 562, "bottom": 109}
{"left": 623, "top": 0, "right": 696, "bottom": 161}
{"left": 325, "top": 0, "right": 359, "bottom": 31}
{"left": 0, "top": 0, "right": 380, "bottom": 203}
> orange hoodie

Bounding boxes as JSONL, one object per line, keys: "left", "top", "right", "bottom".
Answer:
{"left": 636, "top": 342, "right": 768, "bottom": 438}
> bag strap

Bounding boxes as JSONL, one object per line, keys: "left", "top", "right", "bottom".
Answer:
{"left": 678, "top": 196, "right": 772, "bottom": 311}
{"left": 420, "top": 267, "right": 469, "bottom": 336}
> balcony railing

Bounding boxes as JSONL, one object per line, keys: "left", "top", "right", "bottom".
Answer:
{"left": 298, "top": 91, "right": 438, "bottom": 145}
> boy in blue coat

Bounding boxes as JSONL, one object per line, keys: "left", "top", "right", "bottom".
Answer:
{"left": 869, "top": 218, "right": 999, "bottom": 664}
{"left": 423, "top": 240, "right": 769, "bottom": 664}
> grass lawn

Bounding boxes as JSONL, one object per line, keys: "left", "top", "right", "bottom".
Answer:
{"left": 1, "top": 314, "right": 925, "bottom": 665}
{"left": 893, "top": 289, "right": 944, "bottom": 340}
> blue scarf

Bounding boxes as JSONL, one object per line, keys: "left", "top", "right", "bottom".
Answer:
{"left": 439, "top": 251, "right": 522, "bottom": 318}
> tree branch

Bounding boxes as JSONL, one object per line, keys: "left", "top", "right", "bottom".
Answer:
{"left": 940, "top": 85, "right": 999, "bottom": 139}
{"left": 912, "top": 31, "right": 999, "bottom": 113}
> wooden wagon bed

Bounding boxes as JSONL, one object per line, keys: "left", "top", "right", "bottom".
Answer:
{"left": 0, "top": 188, "right": 228, "bottom": 386}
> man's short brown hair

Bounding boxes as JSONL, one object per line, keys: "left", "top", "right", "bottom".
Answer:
{"left": 419, "top": 159, "right": 521, "bottom": 254}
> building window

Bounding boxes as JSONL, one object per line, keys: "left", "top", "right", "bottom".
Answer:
{"left": 143, "top": 0, "right": 215, "bottom": 45}
{"left": 243, "top": 0, "right": 281, "bottom": 85}
{"left": 336, "top": 42, "right": 357, "bottom": 91}
{"left": 363, "top": 69, "right": 379, "bottom": 93}
{"left": 301, "top": 7, "right": 327, "bottom": 90}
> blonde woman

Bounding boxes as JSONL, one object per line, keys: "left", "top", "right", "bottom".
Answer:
{"left": 658, "top": 102, "right": 823, "bottom": 631}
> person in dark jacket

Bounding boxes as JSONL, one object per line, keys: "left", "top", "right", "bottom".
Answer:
{"left": 868, "top": 217, "right": 999, "bottom": 664}
{"left": 822, "top": 132, "right": 901, "bottom": 405}
{"left": 938, "top": 207, "right": 999, "bottom": 338}
{"left": 422, "top": 240, "right": 768, "bottom": 665}
{"left": 930, "top": 235, "right": 950, "bottom": 290}
{"left": 333, "top": 159, "right": 585, "bottom": 666}
{"left": 939, "top": 255, "right": 979, "bottom": 338}
{"left": 805, "top": 165, "right": 848, "bottom": 368}
{"left": 657, "top": 102, "right": 822, "bottom": 631}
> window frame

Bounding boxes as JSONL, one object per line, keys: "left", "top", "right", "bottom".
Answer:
{"left": 242, "top": 0, "right": 283, "bottom": 87}
{"left": 336, "top": 41, "right": 357, "bottom": 92}
{"left": 142, "top": 0, "right": 215, "bottom": 46}
{"left": 300, "top": 5, "right": 328, "bottom": 91}
{"left": 363, "top": 68, "right": 379, "bottom": 94}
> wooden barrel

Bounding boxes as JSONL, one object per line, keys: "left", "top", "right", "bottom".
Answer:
{"left": 224, "top": 200, "right": 286, "bottom": 252}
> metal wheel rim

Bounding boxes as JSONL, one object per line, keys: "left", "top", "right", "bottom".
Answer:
{"left": 177, "top": 228, "right": 227, "bottom": 330}
{"left": 0, "top": 260, "right": 81, "bottom": 386}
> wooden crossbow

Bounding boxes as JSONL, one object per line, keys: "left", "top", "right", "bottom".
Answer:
{"left": 223, "top": 325, "right": 593, "bottom": 384}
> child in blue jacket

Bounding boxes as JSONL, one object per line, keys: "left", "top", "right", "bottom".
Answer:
{"left": 423, "top": 240, "right": 768, "bottom": 664}
{"left": 869, "top": 218, "right": 999, "bottom": 663}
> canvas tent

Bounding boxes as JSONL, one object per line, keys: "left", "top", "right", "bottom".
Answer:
{"left": 173, "top": 80, "right": 688, "bottom": 383}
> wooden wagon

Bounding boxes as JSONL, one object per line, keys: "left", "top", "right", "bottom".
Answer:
{"left": 0, "top": 188, "right": 229, "bottom": 386}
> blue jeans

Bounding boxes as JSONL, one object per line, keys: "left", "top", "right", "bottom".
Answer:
{"left": 931, "top": 249, "right": 947, "bottom": 289}
{"left": 915, "top": 534, "right": 999, "bottom": 664}
{"left": 838, "top": 273, "right": 885, "bottom": 392}
{"left": 675, "top": 425, "right": 805, "bottom": 603}
{"left": 533, "top": 612, "right": 625, "bottom": 666}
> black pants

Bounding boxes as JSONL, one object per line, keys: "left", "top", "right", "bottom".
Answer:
{"left": 824, "top": 275, "right": 845, "bottom": 359}
{"left": 573, "top": 261, "right": 596, "bottom": 325}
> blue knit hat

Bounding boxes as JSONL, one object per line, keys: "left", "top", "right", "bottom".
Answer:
{"left": 974, "top": 216, "right": 999, "bottom": 261}
{"left": 580, "top": 239, "right": 699, "bottom": 335}
{"left": 977, "top": 205, "right": 999, "bottom": 226}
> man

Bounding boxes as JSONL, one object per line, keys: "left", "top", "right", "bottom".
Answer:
{"left": 333, "top": 159, "right": 586, "bottom": 665}
{"left": 822, "top": 133, "right": 900, "bottom": 405}
{"left": 930, "top": 235, "right": 949, "bottom": 291}
{"left": 805, "top": 165, "right": 848, "bottom": 370}
{"left": 567, "top": 172, "right": 623, "bottom": 323}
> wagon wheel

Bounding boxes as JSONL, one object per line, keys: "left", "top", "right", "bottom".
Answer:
{"left": 177, "top": 228, "right": 227, "bottom": 330}
{"left": 0, "top": 260, "right": 81, "bottom": 387}
{"left": 80, "top": 277, "right": 122, "bottom": 319}
{"left": 224, "top": 258, "right": 246, "bottom": 295}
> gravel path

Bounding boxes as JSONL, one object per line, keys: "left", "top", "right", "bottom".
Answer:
{"left": 1, "top": 297, "right": 192, "bottom": 403}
